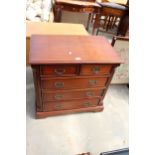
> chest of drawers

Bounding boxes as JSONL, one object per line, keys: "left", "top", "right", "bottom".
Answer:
{"left": 29, "top": 35, "right": 122, "bottom": 118}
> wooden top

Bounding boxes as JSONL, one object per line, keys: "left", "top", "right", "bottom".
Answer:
{"left": 55, "top": 0, "right": 100, "bottom": 7}
{"left": 26, "top": 22, "right": 89, "bottom": 38}
{"left": 29, "top": 35, "right": 122, "bottom": 64}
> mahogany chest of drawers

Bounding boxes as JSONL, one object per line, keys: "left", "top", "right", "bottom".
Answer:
{"left": 29, "top": 35, "right": 122, "bottom": 118}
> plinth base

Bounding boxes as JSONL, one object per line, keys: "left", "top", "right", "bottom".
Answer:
{"left": 36, "top": 105, "right": 104, "bottom": 119}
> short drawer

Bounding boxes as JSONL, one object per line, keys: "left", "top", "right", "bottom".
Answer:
{"left": 40, "top": 65, "right": 77, "bottom": 76}
{"left": 43, "top": 98, "right": 100, "bottom": 112}
{"left": 41, "top": 77, "right": 108, "bottom": 90}
{"left": 80, "top": 64, "right": 112, "bottom": 75}
{"left": 42, "top": 88, "right": 103, "bottom": 102}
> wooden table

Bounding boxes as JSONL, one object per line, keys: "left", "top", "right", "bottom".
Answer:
{"left": 26, "top": 22, "right": 89, "bottom": 65}
{"left": 92, "top": 2, "right": 128, "bottom": 34}
{"left": 53, "top": 0, "right": 101, "bottom": 30}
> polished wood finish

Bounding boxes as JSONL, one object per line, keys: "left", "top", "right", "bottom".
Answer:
{"left": 80, "top": 64, "right": 112, "bottom": 75}
{"left": 40, "top": 65, "right": 78, "bottom": 76}
{"left": 30, "top": 35, "right": 122, "bottom": 118}
{"left": 53, "top": 0, "right": 101, "bottom": 30}
{"left": 42, "top": 88, "right": 104, "bottom": 102}
{"left": 26, "top": 22, "right": 88, "bottom": 65}
{"left": 41, "top": 76, "right": 109, "bottom": 89}
{"left": 29, "top": 35, "right": 122, "bottom": 64}
{"left": 36, "top": 105, "right": 103, "bottom": 118}
{"left": 43, "top": 98, "right": 100, "bottom": 111}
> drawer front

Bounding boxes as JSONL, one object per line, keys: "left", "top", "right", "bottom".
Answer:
{"left": 80, "top": 65, "right": 112, "bottom": 75}
{"left": 43, "top": 98, "right": 100, "bottom": 112}
{"left": 103, "top": 8, "right": 125, "bottom": 16}
{"left": 42, "top": 89, "right": 103, "bottom": 102}
{"left": 41, "top": 77, "right": 108, "bottom": 90}
{"left": 40, "top": 65, "right": 77, "bottom": 76}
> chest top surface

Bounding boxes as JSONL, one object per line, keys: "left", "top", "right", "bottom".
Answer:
{"left": 29, "top": 35, "right": 122, "bottom": 64}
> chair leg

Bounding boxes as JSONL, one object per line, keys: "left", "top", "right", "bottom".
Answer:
{"left": 112, "top": 16, "right": 118, "bottom": 28}
{"left": 106, "top": 16, "right": 111, "bottom": 31}
{"left": 103, "top": 16, "right": 108, "bottom": 29}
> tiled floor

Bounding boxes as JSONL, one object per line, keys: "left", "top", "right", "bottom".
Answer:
{"left": 26, "top": 67, "right": 129, "bottom": 155}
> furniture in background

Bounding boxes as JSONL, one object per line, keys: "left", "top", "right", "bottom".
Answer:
{"left": 29, "top": 35, "right": 122, "bottom": 118}
{"left": 111, "top": 36, "right": 129, "bottom": 84}
{"left": 53, "top": 0, "right": 101, "bottom": 30}
{"left": 26, "top": 22, "right": 89, "bottom": 65}
{"left": 92, "top": 2, "right": 128, "bottom": 35}
{"left": 117, "top": 2, "right": 129, "bottom": 36}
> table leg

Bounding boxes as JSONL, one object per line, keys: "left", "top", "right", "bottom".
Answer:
{"left": 54, "top": 6, "right": 62, "bottom": 22}
{"left": 92, "top": 13, "right": 100, "bottom": 35}
{"left": 86, "top": 13, "right": 92, "bottom": 31}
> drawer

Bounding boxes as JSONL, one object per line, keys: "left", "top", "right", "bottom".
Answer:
{"left": 41, "top": 77, "right": 108, "bottom": 90}
{"left": 103, "top": 8, "right": 125, "bottom": 16}
{"left": 42, "top": 88, "right": 103, "bottom": 102}
{"left": 43, "top": 98, "right": 100, "bottom": 112}
{"left": 80, "top": 64, "right": 112, "bottom": 75}
{"left": 40, "top": 65, "right": 77, "bottom": 76}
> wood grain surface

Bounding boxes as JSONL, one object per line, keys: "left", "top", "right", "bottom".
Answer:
{"left": 29, "top": 35, "right": 122, "bottom": 64}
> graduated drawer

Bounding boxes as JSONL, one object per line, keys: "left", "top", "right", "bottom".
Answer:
{"left": 41, "top": 76, "right": 108, "bottom": 90}
{"left": 43, "top": 98, "right": 100, "bottom": 112}
{"left": 80, "top": 64, "right": 112, "bottom": 76}
{"left": 40, "top": 65, "right": 77, "bottom": 76}
{"left": 42, "top": 88, "right": 103, "bottom": 102}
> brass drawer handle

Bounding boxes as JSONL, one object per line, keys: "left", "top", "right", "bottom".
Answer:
{"left": 54, "top": 94, "right": 63, "bottom": 100}
{"left": 54, "top": 82, "right": 64, "bottom": 88}
{"left": 54, "top": 68, "right": 65, "bottom": 75}
{"left": 84, "top": 102, "right": 92, "bottom": 107}
{"left": 89, "top": 80, "right": 97, "bottom": 86}
{"left": 54, "top": 103, "right": 62, "bottom": 110}
{"left": 92, "top": 66, "right": 100, "bottom": 74}
{"left": 86, "top": 92, "right": 94, "bottom": 97}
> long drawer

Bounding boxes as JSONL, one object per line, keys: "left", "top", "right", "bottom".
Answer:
{"left": 42, "top": 88, "right": 103, "bottom": 102}
{"left": 41, "top": 76, "right": 108, "bottom": 90}
{"left": 43, "top": 98, "right": 100, "bottom": 112}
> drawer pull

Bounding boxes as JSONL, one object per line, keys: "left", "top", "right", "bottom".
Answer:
{"left": 92, "top": 66, "right": 100, "bottom": 74}
{"left": 54, "top": 103, "right": 62, "bottom": 110}
{"left": 84, "top": 102, "right": 92, "bottom": 107}
{"left": 54, "top": 68, "right": 65, "bottom": 75}
{"left": 86, "top": 92, "right": 94, "bottom": 97}
{"left": 54, "top": 82, "right": 64, "bottom": 88}
{"left": 89, "top": 80, "right": 97, "bottom": 86}
{"left": 54, "top": 94, "right": 63, "bottom": 100}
